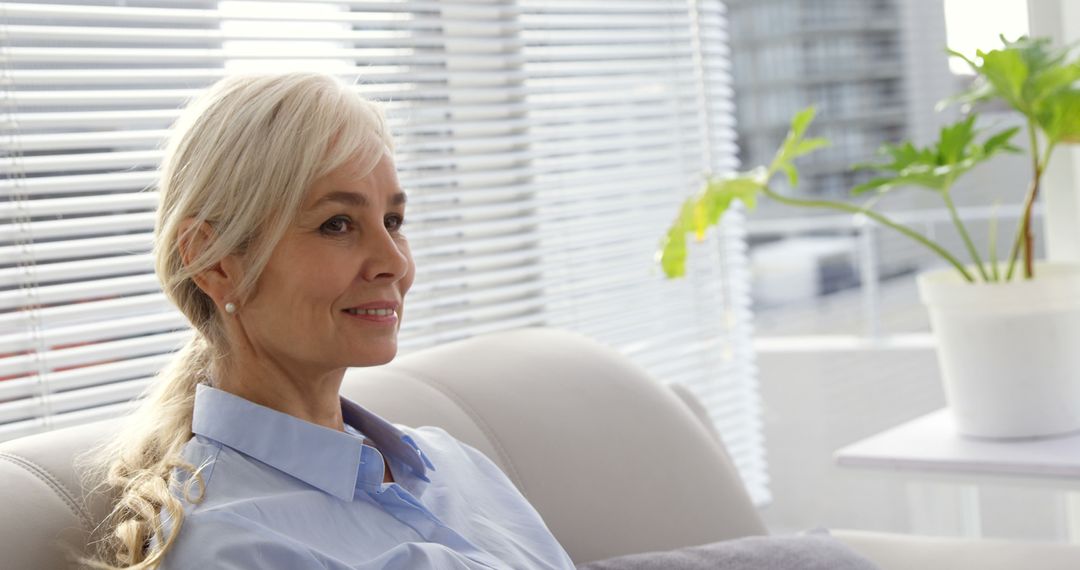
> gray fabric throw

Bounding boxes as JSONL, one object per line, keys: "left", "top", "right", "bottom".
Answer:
{"left": 574, "top": 533, "right": 881, "bottom": 570}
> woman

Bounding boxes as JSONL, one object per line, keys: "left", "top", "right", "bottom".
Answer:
{"left": 82, "top": 73, "right": 576, "bottom": 569}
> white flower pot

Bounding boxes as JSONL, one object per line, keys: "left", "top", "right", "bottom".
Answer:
{"left": 916, "top": 262, "right": 1080, "bottom": 440}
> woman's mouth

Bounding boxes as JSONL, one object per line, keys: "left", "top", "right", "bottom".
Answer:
{"left": 342, "top": 308, "right": 398, "bottom": 325}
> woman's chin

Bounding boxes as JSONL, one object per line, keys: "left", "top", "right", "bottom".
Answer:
{"left": 345, "top": 346, "right": 398, "bottom": 368}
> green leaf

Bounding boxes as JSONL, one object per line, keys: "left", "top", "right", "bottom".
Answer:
{"left": 791, "top": 137, "right": 830, "bottom": 159}
{"left": 939, "top": 81, "right": 996, "bottom": 110}
{"left": 769, "top": 107, "right": 829, "bottom": 178}
{"left": 781, "top": 163, "right": 798, "bottom": 187}
{"left": 853, "top": 140, "right": 933, "bottom": 179}
{"left": 976, "top": 47, "right": 1030, "bottom": 112}
{"left": 658, "top": 230, "right": 687, "bottom": 279}
{"left": 1038, "top": 89, "right": 1080, "bottom": 144}
{"left": 890, "top": 168, "right": 949, "bottom": 192}
{"left": 854, "top": 115, "right": 1016, "bottom": 195}
{"left": 946, "top": 48, "right": 979, "bottom": 73}
{"left": 851, "top": 177, "right": 894, "bottom": 196}
{"left": 887, "top": 142, "right": 934, "bottom": 168}
{"left": 692, "top": 199, "right": 710, "bottom": 240}
{"left": 790, "top": 107, "right": 816, "bottom": 140}
{"left": 945, "top": 36, "right": 1080, "bottom": 125}
{"left": 660, "top": 176, "right": 763, "bottom": 278}
{"left": 675, "top": 195, "right": 695, "bottom": 233}
{"left": 1007, "top": 35, "right": 1070, "bottom": 76}
{"left": 1031, "top": 61, "right": 1080, "bottom": 102}
{"left": 741, "top": 188, "right": 759, "bottom": 211}
{"left": 658, "top": 198, "right": 696, "bottom": 278}
{"left": 970, "top": 37, "right": 1080, "bottom": 113}
{"left": 981, "top": 126, "right": 1022, "bottom": 154}
{"left": 773, "top": 108, "right": 815, "bottom": 164}
{"left": 700, "top": 177, "right": 762, "bottom": 231}
{"left": 938, "top": 115, "right": 977, "bottom": 165}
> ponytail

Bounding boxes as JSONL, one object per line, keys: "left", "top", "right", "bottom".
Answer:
{"left": 77, "top": 336, "right": 212, "bottom": 569}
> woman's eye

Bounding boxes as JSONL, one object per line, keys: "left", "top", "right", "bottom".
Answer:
{"left": 321, "top": 216, "right": 351, "bottom": 235}
{"left": 386, "top": 214, "right": 406, "bottom": 232}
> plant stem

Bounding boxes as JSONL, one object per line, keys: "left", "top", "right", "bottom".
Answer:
{"left": 1005, "top": 122, "right": 1048, "bottom": 281}
{"left": 988, "top": 202, "right": 1000, "bottom": 282}
{"left": 1004, "top": 185, "right": 1036, "bottom": 281}
{"left": 942, "top": 188, "right": 990, "bottom": 282}
{"left": 761, "top": 185, "right": 976, "bottom": 282}
{"left": 1023, "top": 143, "right": 1056, "bottom": 278}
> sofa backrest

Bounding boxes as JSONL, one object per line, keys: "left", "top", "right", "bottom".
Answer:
{"left": 0, "top": 327, "right": 765, "bottom": 569}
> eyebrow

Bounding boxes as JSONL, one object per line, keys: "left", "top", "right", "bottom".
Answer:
{"left": 310, "top": 191, "right": 407, "bottom": 209}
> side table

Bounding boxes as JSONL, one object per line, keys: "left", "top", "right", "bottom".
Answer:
{"left": 835, "top": 408, "right": 1080, "bottom": 542}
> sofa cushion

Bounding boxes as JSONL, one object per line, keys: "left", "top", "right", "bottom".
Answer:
{"left": 574, "top": 532, "right": 880, "bottom": 570}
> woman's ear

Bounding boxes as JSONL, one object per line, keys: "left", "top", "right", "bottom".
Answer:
{"left": 177, "top": 219, "right": 240, "bottom": 306}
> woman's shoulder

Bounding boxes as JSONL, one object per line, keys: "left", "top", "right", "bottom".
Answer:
{"left": 398, "top": 425, "right": 518, "bottom": 485}
{"left": 160, "top": 509, "right": 332, "bottom": 570}
{"left": 398, "top": 424, "right": 483, "bottom": 462}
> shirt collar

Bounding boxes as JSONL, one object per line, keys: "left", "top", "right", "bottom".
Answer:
{"left": 191, "top": 383, "right": 435, "bottom": 502}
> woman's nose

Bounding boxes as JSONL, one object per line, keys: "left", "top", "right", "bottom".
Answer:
{"left": 362, "top": 229, "right": 410, "bottom": 283}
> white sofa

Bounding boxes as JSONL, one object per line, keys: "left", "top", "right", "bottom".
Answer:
{"left": 2, "top": 327, "right": 1079, "bottom": 569}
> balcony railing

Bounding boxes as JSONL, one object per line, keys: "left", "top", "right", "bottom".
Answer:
{"left": 746, "top": 204, "right": 1045, "bottom": 349}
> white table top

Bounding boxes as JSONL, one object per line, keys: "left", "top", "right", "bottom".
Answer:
{"left": 835, "top": 409, "right": 1080, "bottom": 479}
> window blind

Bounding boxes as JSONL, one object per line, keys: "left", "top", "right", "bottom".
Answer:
{"left": 0, "top": 0, "right": 767, "bottom": 505}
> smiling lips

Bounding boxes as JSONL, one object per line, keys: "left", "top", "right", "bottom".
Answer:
{"left": 342, "top": 302, "right": 399, "bottom": 324}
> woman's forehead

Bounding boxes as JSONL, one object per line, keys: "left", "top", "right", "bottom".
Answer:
{"left": 305, "top": 155, "right": 405, "bottom": 209}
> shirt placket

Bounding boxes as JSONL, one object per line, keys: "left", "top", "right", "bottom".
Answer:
{"left": 358, "top": 446, "right": 506, "bottom": 569}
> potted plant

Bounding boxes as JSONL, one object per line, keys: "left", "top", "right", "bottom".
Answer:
{"left": 659, "top": 36, "right": 1080, "bottom": 440}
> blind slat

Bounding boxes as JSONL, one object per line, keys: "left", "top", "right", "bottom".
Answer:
{"left": 0, "top": 276, "right": 162, "bottom": 314}
{"left": 0, "top": 354, "right": 170, "bottom": 401}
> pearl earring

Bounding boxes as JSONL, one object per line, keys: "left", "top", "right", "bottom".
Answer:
{"left": 224, "top": 302, "right": 237, "bottom": 315}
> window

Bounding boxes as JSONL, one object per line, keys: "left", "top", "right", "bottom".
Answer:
{"left": 1, "top": 0, "right": 768, "bottom": 505}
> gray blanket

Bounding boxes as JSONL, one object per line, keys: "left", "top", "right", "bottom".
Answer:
{"left": 574, "top": 532, "right": 881, "bottom": 570}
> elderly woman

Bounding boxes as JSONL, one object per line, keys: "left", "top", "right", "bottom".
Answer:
{"left": 83, "top": 73, "right": 576, "bottom": 569}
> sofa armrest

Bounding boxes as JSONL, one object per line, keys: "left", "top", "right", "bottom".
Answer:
{"left": 831, "top": 529, "right": 1080, "bottom": 570}
{"left": 667, "top": 383, "right": 726, "bottom": 448}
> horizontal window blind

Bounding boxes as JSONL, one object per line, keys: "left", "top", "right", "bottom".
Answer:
{"left": 515, "top": 0, "right": 766, "bottom": 504}
{"left": 1, "top": 0, "right": 767, "bottom": 505}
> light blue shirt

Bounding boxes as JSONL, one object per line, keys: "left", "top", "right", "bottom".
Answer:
{"left": 159, "top": 384, "right": 576, "bottom": 569}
